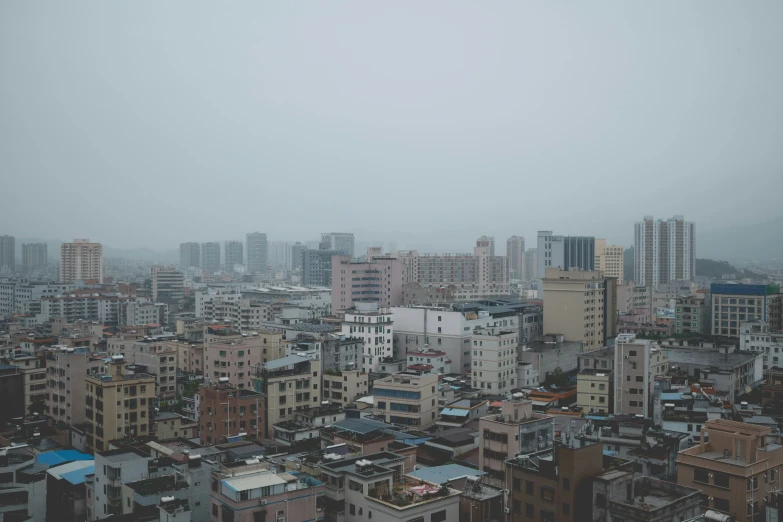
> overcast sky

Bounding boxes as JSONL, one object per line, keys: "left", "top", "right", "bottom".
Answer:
{"left": 2, "top": 1, "right": 782, "bottom": 252}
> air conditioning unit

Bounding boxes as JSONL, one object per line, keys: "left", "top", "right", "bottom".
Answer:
{"left": 259, "top": 499, "right": 267, "bottom": 505}
{"left": 503, "top": 489, "right": 510, "bottom": 495}
{"left": 504, "top": 508, "right": 511, "bottom": 514}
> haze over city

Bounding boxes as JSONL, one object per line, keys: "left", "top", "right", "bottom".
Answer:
{"left": 2, "top": 1, "right": 782, "bottom": 255}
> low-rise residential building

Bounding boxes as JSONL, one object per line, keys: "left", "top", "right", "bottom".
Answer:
{"left": 479, "top": 398, "right": 555, "bottom": 486}
{"left": 256, "top": 354, "right": 321, "bottom": 438}
{"left": 46, "top": 346, "right": 106, "bottom": 425}
{"left": 516, "top": 361, "right": 539, "bottom": 388}
{"left": 373, "top": 371, "right": 439, "bottom": 429}
{"left": 210, "top": 461, "right": 324, "bottom": 522}
{"left": 471, "top": 326, "right": 518, "bottom": 395}
{"left": 577, "top": 368, "right": 613, "bottom": 415}
{"left": 153, "top": 412, "right": 197, "bottom": 440}
{"left": 740, "top": 321, "right": 783, "bottom": 370}
{"left": 198, "top": 382, "right": 264, "bottom": 445}
{"left": 0, "top": 363, "right": 24, "bottom": 423}
{"left": 506, "top": 439, "right": 604, "bottom": 522}
{"left": 518, "top": 335, "right": 583, "bottom": 385}
{"left": 204, "top": 336, "right": 261, "bottom": 389}
{"left": 406, "top": 349, "right": 451, "bottom": 375}
{"left": 341, "top": 302, "right": 393, "bottom": 373}
{"left": 108, "top": 336, "right": 180, "bottom": 402}
{"left": 323, "top": 369, "right": 369, "bottom": 407}
{"left": 662, "top": 344, "right": 763, "bottom": 398}
{"left": 12, "top": 354, "right": 48, "bottom": 414}
{"left": 437, "top": 398, "right": 488, "bottom": 428}
{"left": 710, "top": 283, "right": 775, "bottom": 337}
{"left": 593, "top": 472, "right": 704, "bottom": 522}
{"left": 762, "top": 366, "right": 783, "bottom": 414}
{"left": 320, "top": 452, "right": 459, "bottom": 522}
{"left": 674, "top": 295, "right": 709, "bottom": 335}
{"left": 677, "top": 419, "right": 783, "bottom": 522}
{"left": 84, "top": 358, "right": 156, "bottom": 452}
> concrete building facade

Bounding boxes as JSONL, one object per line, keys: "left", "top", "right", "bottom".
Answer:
{"left": 60, "top": 239, "right": 103, "bottom": 283}
{"left": 22, "top": 242, "right": 48, "bottom": 273}
{"left": 634, "top": 215, "right": 695, "bottom": 288}
{"left": 710, "top": 283, "right": 771, "bottom": 337}
{"left": 536, "top": 231, "right": 595, "bottom": 279}
{"left": 373, "top": 371, "right": 439, "bottom": 429}
{"left": 332, "top": 254, "right": 403, "bottom": 312}
{"left": 201, "top": 242, "right": 221, "bottom": 272}
{"left": 46, "top": 346, "right": 106, "bottom": 425}
{"left": 179, "top": 242, "right": 200, "bottom": 270}
{"left": 341, "top": 302, "right": 393, "bottom": 373}
{"left": 507, "top": 235, "right": 525, "bottom": 280}
{"left": 595, "top": 239, "right": 625, "bottom": 282}
{"left": 245, "top": 231, "right": 268, "bottom": 274}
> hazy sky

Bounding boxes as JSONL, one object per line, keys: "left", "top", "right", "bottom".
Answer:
{"left": 2, "top": 1, "right": 782, "bottom": 252}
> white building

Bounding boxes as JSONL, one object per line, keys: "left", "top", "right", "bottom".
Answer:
{"left": 406, "top": 348, "right": 451, "bottom": 375}
{"left": 471, "top": 326, "right": 518, "bottom": 394}
{"left": 634, "top": 215, "right": 695, "bottom": 288}
{"left": 122, "top": 299, "right": 168, "bottom": 326}
{"left": 740, "top": 321, "right": 783, "bottom": 370}
{"left": 341, "top": 302, "right": 393, "bottom": 373}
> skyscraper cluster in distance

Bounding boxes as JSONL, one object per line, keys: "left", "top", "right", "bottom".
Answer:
{"left": 3, "top": 214, "right": 783, "bottom": 522}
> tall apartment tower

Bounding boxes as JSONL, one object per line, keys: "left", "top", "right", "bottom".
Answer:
{"left": 60, "top": 239, "right": 103, "bottom": 283}
{"left": 224, "top": 240, "right": 244, "bottom": 271}
{"left": 477, "top": 235, "right": 495, "bottom": 256}
{"left": 595, "top": 239, "right": 625, "bottom": 282}
{"left": 246, "top": 232, "right": 268, "bottom": 274}
{"left": 22, "top": 243, "right": 47, "bottom": 272}
{"left": 506, "top": 235, "right": 525, "bottom": 279}
{"left": 268, "top": 241, "right": 291, "bottom": 269}
{"left": 151, "top": 266, "right": 185, "bottom": 303}
{"left": 536, "top": 231, "right": 595, "bottom": 279}
{"left": 320, "top": 232, "right": 354, "bottom": 257}
{"left": 523, "top": 248, "right": 537, "bottom": 282}
{"left": 332, "top": 255, "right": 403, "bottom": 312}
{"left": 0, "top": 235, "right": 15, "bottom": 272}
{"left": 634, "top": 215, "right": 695, "bottom": 288}
{"left": 201, "top": 242, "right": 221, "bottom": 272}
{"left": 179, "top": 242, "right": 201, "bottom": 270}
{"left": 290, "top": 242, "right": 306, "bottom": 270}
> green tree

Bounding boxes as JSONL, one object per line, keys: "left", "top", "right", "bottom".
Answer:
{"left": 544, "top": 367, "right": 569, "bottom": 387}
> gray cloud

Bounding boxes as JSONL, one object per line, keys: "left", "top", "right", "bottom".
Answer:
{"left": 2, "top": 1, "right": 781, "bottom": 252}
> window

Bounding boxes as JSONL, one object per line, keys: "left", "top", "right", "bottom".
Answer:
{"left": 525, "top": 503, "right": 534, "bottom": 517}
{"left": 513, "top": 500, "right": 521, "bottom": 514}
{"left": 713, "top": 497, "right": 729, "bottom": 513}
{"left": 562, "top": 477, "right": 570, "bottom": 491}
{"left": 525, "top": 480, "right": 534, "bottom": 494}
{"left": 349, "top": 504, "right": 355, "bottom": 516}
{"left": 541, "top": 486, "right": 555, "bottom": 501}
{"left": 212, "top": 504, "right": 218, "bottom": 517}
{"left": 431, "top": 510, "right": 447, "bottom": 522}
{"left": 714, "top": 472, "right": 729, "bottom": 488}
{"left": 563, "top": 503, "right": 570, "bottom": 516}
{"left": 513, "top": 477, "right": 521, "bottom": 491}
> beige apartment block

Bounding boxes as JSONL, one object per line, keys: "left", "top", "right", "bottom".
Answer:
{"left": 60, "top": 239, "right": 103, "bottom": 283}
{"left": 323, "top": 369, "right": 369, "bottom": 407}
{"left": 577, "top": 368, "right": 613, "bottom": 414}
{"left": 14, "top": 355, "right": 47, "bottom": 413}
{"left": 260, "top": 354, "right": 321, "bottom": 438}
{"left": 478, "top": 399, "right": 555, "bottom": 487}
{"left": 677, "top": 419, "right": 783, "bottom": 521}
{"left": 595, "top": 239, "right": 625, "bottom": 282}
{"left": 373, "top": 371, "right": 439, "bottom": 429}
{"left": 543, "top": 267, "right": 617, "bottom": 350}
{"left": 471, "top": 326, "right": 518, "bottom": 395}
{"left": 46, "top": 346, "right": 106, "bottom": 424}
{"left": 85, "top": 359, "right": 156, "bottom": 452}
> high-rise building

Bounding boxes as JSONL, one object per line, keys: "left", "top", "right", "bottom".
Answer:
{"left": 179, "top": 242, "right": 200, "bottom": 270}
{"left": 151, "top": 266, "right": 185, "bottom": 303}
{"left": 634, "top": 215, "right": 695, "bottom": 288}
{"left": 594, "top": 238, "right": 625, "bottom": 282}
{"left": 477, "top": 235, "right": 495, "bottom": 256}
{"left": 340, "top": 302, "right": 394, "bottom": 373}
{"left": 224, "top": 240, "right": 244, "bottom": 271}
{"left": 201, "top": 242, "right": 221, "bottom": 272}
{"left": 320, "top": 232, "right": 354, "bottom": 257}
{"left": 506, "top": 235, "right": 525, "bottom": 279}
{"left": 290, "top": 242, "right": 306, "bottom": 271}
{"left": 0, "top": 235, "right": 15, "bottom": 272}
{"left": 398, "top": 239, "right": 509, "bottom": 300}
{"left": 268, "top": 240, "right": 290, "bottom": 269}
{"left": 60, "top": 239, "right": 102, "bottom": 283}
{"left": 536, "top": 231, "right": 595, "bottom": 279}
{"left": 245, "top": 232, "right": 268, "bottom": 274}
{"left": 523, "top": 248, "right": 537, "bottom": 281}
{"left": 303, "top": 249, "right": 340, "bottom": 286}
{"left": 542, "top": 267, "right": 617, "bottom": 350}
{"left": 47, "top": 347, "right": 106, "bottom": 425}
{"left": 22, "top": 242, "right": 47, "bottom": 272}
{"left": 332, "top": 254, "right": 403, "bottom": 312}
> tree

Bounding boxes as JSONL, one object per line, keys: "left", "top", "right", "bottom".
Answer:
{"left": 544, "top": 367, "right": 569, "bottom": 387}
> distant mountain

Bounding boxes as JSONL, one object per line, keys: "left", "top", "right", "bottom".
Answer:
{"left": 698, "top": 215, "right": 783, "bottom": 264}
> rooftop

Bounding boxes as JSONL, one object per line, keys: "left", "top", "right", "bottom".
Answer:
{"left": 320, "top": 451, "right": 404, "bottom": 477}
{"left": 99, "top": 446, "right": 151, "bottom": 462}
{"left": 406, "top": 464, "right": 484, "bottom": 485}
{"left": 127, "top": 475, "right": 188, "bottom": 496}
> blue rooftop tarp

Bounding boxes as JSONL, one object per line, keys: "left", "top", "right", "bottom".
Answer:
{"left": 661, "top": 393, "right": 684, "bottom": 401}
{"left": 37, "top": 450, "right": 94, "bottom": 466}
{"left": 407, "top": 464, "right": 485, "bottom": 485}
{"left": 440, "top": 408, "right": 471, "bottom": 417}
{"left": 61, "top": 464, "right": 94, "bottom": 485}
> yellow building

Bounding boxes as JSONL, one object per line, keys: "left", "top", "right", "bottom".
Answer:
{"left": 85, "top": 357, "right": 156, "bottom": 452}
{"left": 595, "top": 239, "right": 625, "bottom": 283}
{"left": 577, "top": 369, "right": 613, "bottom": 414}
{"left": 14, "top": 355, "right": 47, "bottom": 413}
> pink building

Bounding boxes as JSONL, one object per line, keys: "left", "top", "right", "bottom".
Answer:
{"left": 204, "top": 337, "right": 261, "bottom": 389}
{"left": 332, "top": 254, "right": 403, "bottom": 312}
{"left": 176, "top": 341, "right": 204, "bottom": 375}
